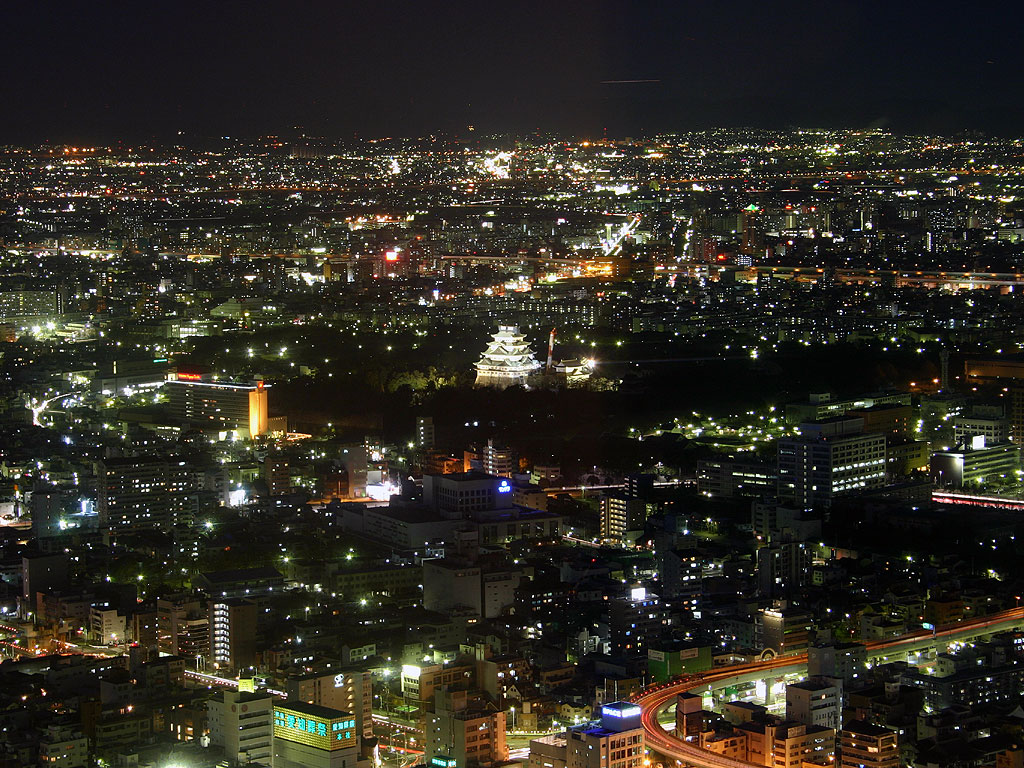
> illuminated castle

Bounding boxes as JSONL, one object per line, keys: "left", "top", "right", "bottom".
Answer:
{"left": 474, "top": 325, "right": 541, "bottom": 388}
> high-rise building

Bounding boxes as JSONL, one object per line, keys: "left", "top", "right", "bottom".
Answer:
{"left": 757, "top": 605, "right": 813, "bottom": 657}
{"left": 98, "top": 456, "right": 200, "bottom": 533}
{"left": 207, "top": 690, "right": 274, "bottom": 767}
{"left": 155, "top": 594, "right": 209, "bottom": 662}
{"left": 210, "top": 598, "right": 258, "bottom": 673}
{"left": 839, "top": 720, "right": 898, "bottom": 768}
{"left": 417, "top": 416, "right": 436, "bottom": 449}
{"left": 600, "top": 491, "right": 647, "bottom": 543}
{"left": 164, "top": 374, "right": 269, "bottom": 438}
{"left": 777, "top": 419, "right": 886, "bottom": 508}
{"left": 21, "top": 552, "right": 68, "bottom": 619}
{"left": 474, "top": 326, "right": 541, "bottom": 388}
{"left": 756, "top": 542, "right": 813, "bottom": 597}
{"left": 607, "top": 587, "right": 666, "bottom": 658}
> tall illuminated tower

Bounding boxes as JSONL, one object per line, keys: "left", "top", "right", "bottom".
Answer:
{"left": 474, "top": 325, "right": 541, "bottom": 388}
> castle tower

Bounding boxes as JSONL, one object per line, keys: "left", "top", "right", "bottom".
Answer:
{"left": 474, "top": 325, "right": 541, "bottom": 388}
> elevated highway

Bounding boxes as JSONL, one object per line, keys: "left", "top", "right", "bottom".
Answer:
{"left": 635, "top": 606, "right": 1024, "bottom": 768}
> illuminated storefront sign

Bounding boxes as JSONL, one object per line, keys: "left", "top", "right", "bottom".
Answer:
{"left": 601, "top": 703, "right": 641, "bottom": 719}
{"left": 274, "top": 705, "right": 357, "bottom": 751}
{"left": 497, "top": 480, "right": 512, "bottom": 493}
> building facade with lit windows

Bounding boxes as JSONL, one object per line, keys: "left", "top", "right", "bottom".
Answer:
{"left": 839, "top": 720, "right": 898, "bottom": 768}
{"left": 210, "top": 598, "right": 258, "bottom": 673}
{"left": 777, "top": 418, "right": 886, "bottom": 508}
{"left": 97, "top": 456, "right": 201, "bottom": 533}
{"left": 164, "top": 372, "right": 269, "bottom": 438}
{"left": 37, "top": 723, "right": 88, "bottom": 768}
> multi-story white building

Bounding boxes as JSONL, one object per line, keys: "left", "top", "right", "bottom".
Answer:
{"left": 785, "top": 678, "right": 842, "bottom": 730}
{"left": 207, "top": 690, "right": 274, "bottom": 767}
{"left": 90, "top": 605, "right": 126, "bottom": 646}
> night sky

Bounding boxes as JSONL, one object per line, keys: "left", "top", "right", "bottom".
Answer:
{"left": 4, "top": 1, "right": 1021, "bottom": 143}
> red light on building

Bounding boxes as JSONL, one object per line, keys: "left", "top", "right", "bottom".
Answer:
{"left": 176, "top": 372, "right": 202, "bottom": 381}
{"left": 385, "top": 251, "right": 399, "bottom": 262}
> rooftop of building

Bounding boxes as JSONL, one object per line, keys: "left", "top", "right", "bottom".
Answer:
{"left": 842, "top": 719, "right": 895, "bottom": 737}
{"left": 197, "top": 566, "right": 284, "bottom": 584}
{"left": 276, "top": 700, "right": 353, "bottom": 720}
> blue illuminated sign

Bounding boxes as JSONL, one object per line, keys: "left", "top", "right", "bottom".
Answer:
{"left": 601, "top": 704, "right": 641, "bottom": 718}
{"left": 497, "top": 480, "right": 511, "bottom": 494}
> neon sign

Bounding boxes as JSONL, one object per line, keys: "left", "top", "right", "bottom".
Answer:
{"left": 497, "top": 480, "right": 511, "bottom": 494}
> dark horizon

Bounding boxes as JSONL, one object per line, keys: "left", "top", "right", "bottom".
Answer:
{"left": 5, "top": 0, "right": 1022, "bottom": 145}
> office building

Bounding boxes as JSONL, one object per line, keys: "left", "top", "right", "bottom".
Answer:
{"left": 155, "top": 595, "right": 210, "bottom": 661}
{"left": 21, "top": 552, "right": 68, "bottom": 618}
{"left": 954, "top": 415, "right": 1011, "bottom": 446}
{"left": 785, "top": 392, "right": 911, "bottom": 425}
{"left": 777, "top": 418, "right": 886, "bottom": 508}
{"left": 207, "top": 690, "right": 274, "bottom": 767}
{"left": 423, "top": 471, "right": 516, "bottom": 518}
{"left": 696, "top": 458, "right": 777, "bottom": 498}
{"left": 756, "top": 542, "right": 813, "bottom": 596}
{"left": 607, "top": 587, "right": 666, "bottom": 658}
{"left": 273, "top": 702, "right": 360, "bottom": 768}
{"left": 807, "top": 643, "right": 867, "bottom": 683}
{"left": 164, "top": 373, "right": 269, "bottom": 438}
{"left": 931, "top": 437, "right": 1020, "bottom": 487}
